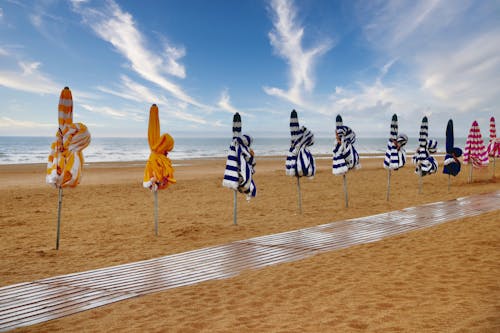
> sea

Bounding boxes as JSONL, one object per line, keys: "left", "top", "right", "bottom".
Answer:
{"left": 0, "top": 136, "right": 465, "bottom": 165}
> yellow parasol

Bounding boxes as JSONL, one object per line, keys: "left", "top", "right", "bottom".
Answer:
{"left": 46, "top": 87, "right": 91, "bottom": 249}
{"left": 143, "top": 104, "right": 175, "bottom": 235}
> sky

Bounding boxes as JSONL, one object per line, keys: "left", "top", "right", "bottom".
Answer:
{"left": 0, "top": 0, "right": 499, "bottom": 138}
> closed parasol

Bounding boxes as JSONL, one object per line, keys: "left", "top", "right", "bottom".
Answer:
{"left": 46, "top": 87, "right": 91, "bottom": 249}
{"left": 463, "top": 120, "right": 488, "bottom": 182}
{"left": 285, "top": 110, "right": 315, "bottom": 213}
{"left": 412, "top": 116, "right": 438, "bottom": 193}
{"left": 143, "top": 104, "right": 176, "bottom": 235}
{"left": 383, "top": 114, "right": 408, "bottom": 200}
{"left": 332, "top": 115, "right": 360, "bottom": 207}
{"left": 486, "top": 116, "right": 500, "bottom": 177}
{"left": 443, "top": 119, "right": 462, "bottom": 189}
{"left": 223, "top": 113, "right": 256, "bottom": 225}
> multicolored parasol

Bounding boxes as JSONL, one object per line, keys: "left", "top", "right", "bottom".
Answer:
{"left": 46, "top": 87, "right": 91, "bottom": 249}
{"left": 285, "top": 110, "right": 315, "bottom": 213}
{"left": 463, "top": 120, "right": 488, "bottom": 182}
{"left": 222, "top": 113, "right": 256, "bottom": 225}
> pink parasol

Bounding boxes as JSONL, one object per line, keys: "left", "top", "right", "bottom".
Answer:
{"left": 486, "top": 116, "right": 500, "bottom": 177}
{"left": 463, "top": 120, "right": 488, "bottom": 182}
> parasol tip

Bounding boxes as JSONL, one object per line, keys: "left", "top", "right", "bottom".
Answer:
{"left": 63, "top": 86, "right": 69, "bottom": 90}
{"left": 422, "top": 116, "right": 428, "bottom": 123}
{"left": 152, "top": 103, "right": 157, "bottom": 107}
{"left": 233, "top": 112, "right": 241, "bottom": 122}
{"left": 490, "top": 116, "right": 495, "bottom": 122}
{"left": 391, "top": 114, "right": 397, "bottom": 121}
{"left": 472, "top": 120, "right": 478, "bottom": 126}
{"left": 291, "top": 109, "right": 298, "bottom": 118}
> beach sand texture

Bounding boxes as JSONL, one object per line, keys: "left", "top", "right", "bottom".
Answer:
{"left": 1, "top": 157, "right": 499, "bottom": 332}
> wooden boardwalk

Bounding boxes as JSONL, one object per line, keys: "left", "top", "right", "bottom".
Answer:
{"left": 1, "top": 191, "right": 499, "bottom": 332}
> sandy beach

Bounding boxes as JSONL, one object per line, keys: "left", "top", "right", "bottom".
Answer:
{"left": 1, "top": 156, "right": 499, "bottom": 332}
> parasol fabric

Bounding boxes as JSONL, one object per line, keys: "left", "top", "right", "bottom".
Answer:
{"left": 143, "top": 104, "right": 176, "bottom": 191}
{"left": 486, "top": 116, "right": 500, "bottom": 158}
{"left": 223, "top": 113, "right": 256, "bottom": 199}
{"left": 383, "top": 114, "right": 408, "bottom": 170}
{"left": 46, "top": 87, "right": 91, "bottom": 188}
{"left": 443, "top": 119, "right": 462, "bottom": 177}
{"left": 286, "top": 110, "right": 316, "bottom": 177}
{"left": 332, "top": 125, "right": 360, "bottom": 175}
{"left": 463, "top": 120, "right": 489, "bottom": 168}
{"left": 412, "top": 116, "right": 438, "bottom": 176}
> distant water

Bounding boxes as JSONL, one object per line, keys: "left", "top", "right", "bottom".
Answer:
{"left": 0, "top": 136, "right": 466, "bottom": 165}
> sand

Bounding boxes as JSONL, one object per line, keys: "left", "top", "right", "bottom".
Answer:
{"left": 1, "top": 156, "right": 499, "bottom": 332}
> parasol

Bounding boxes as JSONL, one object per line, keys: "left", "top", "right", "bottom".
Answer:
{"left": 222, "top": 113, "right": 256, "bottom": 225}
{"left": 486, "top": 116, "right": 500, "bottom": 177}
{"left": 383, "top": 114, "right": 408, "bottom": 200}
{"left": 46, "top": 87, "right": 91, "bottom": 249}
{"left": 412, "top": 116, "right": 438, "bottom": 193}
{"left": 463, "top": 120, "right": 488, "bottom": 182}
{"left": 332, "top": 115, "right": 360, "bottom": 207}
{"left": 143, "top": 104, "right": 176, "bottom": 236}
{"left": 285, "top": 110, "right": 315, "bottom": 213}
{"left": 443, "top": 119, "right": 462, "bottom": 190}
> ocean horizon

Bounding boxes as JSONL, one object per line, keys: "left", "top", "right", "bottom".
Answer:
{"left": 0, "top": 136, "right": 466, "bottom": 165}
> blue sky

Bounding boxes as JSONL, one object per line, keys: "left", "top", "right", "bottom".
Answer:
{"left": 0, "top": 0, "right": 498, "bottom": 138}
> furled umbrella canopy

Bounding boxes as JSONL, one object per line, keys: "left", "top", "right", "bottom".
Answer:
{"left": 486, "top": 117, "right": 500, "bottom": 158}
{"left": 443, "top": 119, "right": 462, "bottom": 177}
{"left": 412, "top": 116, "right": 438, "bottom": 176}
{"left": 332, "top": 125, "right": 360, "bottom": 175}
{"left": 143, "top": 104, "right": 176, "bottom": 191}
{"left": 222, "top": 112, "right": 256, "bottom": 199}
{"left": 463, "top": 120, "right": 489, "bottom": 168}
{"left": 46, "top": 87, "right": 91, "bottom": 188}
{"left": 383, "top": 114, "right": 408, "bottom": 170}
{"left": 285, "top": 110, "right": 316, "bottom": 177}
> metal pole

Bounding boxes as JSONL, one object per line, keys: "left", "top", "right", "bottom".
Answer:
{"left": 343, "top": 174, "right": 348, "bottom": 208}
{"left": 56, "top": 187, "right": 63, "bottom": 250}
{"left": 418, "top": 167, "right": 423, "bottom": 194}
{"left": 493, "top": 157, "right": 496, "bottom": 178}
{"left": 296, "top": 176, "right": 302, "bottom": 214}
{"left": 386, "top": 169, "right": 391, "bottom": 201}
{"left": 233, "top": 190, "right": 237, "bottom": 225}
{"left": 154, "top": 190, "right": 159, "bottom": 236}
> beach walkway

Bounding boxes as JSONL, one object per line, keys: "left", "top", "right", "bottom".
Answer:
{"left": 1, "top": 191, "right": 499, "bottom": 332}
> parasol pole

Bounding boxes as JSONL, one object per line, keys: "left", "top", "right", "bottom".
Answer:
{"left": 233, "top": 190, "right": 237, "bottom": 225}
{"left": 296, "top": 176, "right": 302, "bottom": 214}
{"left": 386, "top": 169, "right": 391, "bottom": 201}
{"left": 343, "top": 174, "right": 348, "bottom": 208}
{"left": 56, "top": 187, "right": 63, "bottom": 250}
{"left": 468, "top": 163, "right": 473, "bottom": 183}
{"left": 418, "top": 167, "right": 423, "bottom": 194}
{"left": 448, "top": 174, "right": 451, "bottom": 192}
{"left": 493, "top": 157, "right": 496, "bottom": 178}
{"left": 154, "top": 190, "right": 159, "bottom": 236}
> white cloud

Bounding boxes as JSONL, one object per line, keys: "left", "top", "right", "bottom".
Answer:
{"left": 0, "top": 61, "right": 60, "bottom": 94}
{"left": 97, "top": 75, "right": 168, "bottom": 105}
{"left": 0, "top": 116, "right": 53, "bottom": 128}
{"left": 72, "top": 0, "right": 206, "bottom": 109}
{"left": 216, "top": 89, "right": 252, "bottom": 117}
{"left": 80, "top": 104, "right": 144, "bottom": 122}
{"left": 359, "top": 0, "right": 500, "bottom": 115}
{"left": 264, "top": 0, "right": 333, "bottom": 106}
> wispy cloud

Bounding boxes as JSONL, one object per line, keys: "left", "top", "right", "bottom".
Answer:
{"left": 0, "top": 116, "right": 53, "bottom": 128}
{"left": 97, "top": 75, "right": 168, "bottom": 105}
{"left": 80, "top": 104, "right": 144, "bottom": 122}
{"left": 216, "top": 89, "right": 251, "bottom": 117}
{"left": 264, "top": 0, "right": 333, "bottom": 106}
{"left": 71, "top": 0, "right": 206, "bottom": 109}
{"left": 0, "top": 60, "right": 60, "bottom": 94}
{"left": 358, "top": 0, "right": 500, "bottom": 114}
